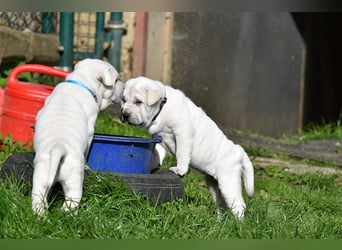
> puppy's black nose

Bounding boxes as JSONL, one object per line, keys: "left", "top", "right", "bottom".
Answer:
{"left": 120, "top": 110, "right": 129, "bottom": 122}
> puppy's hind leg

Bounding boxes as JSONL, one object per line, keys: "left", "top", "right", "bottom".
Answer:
{"left": 217, "top": 164, "right": 246, "bottom": 220}
{"left": 205, "top": 175, "right": 226, "bottom": 217}
{"left": 32, "top": 160, "right": 52, "bottom": 216}
{"left": 59, "top": 157, "right": 84, "bottom": 213}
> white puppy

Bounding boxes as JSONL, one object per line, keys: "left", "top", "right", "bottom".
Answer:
{"left": 121, "top": 76, "right": 254, "bottom": 219}
{"left": 32, "top": 59, "right": 123, "bottom": 215}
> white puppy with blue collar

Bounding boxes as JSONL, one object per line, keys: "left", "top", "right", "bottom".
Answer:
{"left": 121, "top": 76, "right": 254, "bottom": 219}
{"left": 32, "top": 59, "right": 123, "bottom": 216}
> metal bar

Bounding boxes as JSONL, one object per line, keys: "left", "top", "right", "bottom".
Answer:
{"left": 105, "top": 12, "right": 126, "bottom": 71}
{"left": 59, "top": 12, "right": 74, "bottom": 71}
{"left": 74, "top": 51, "right": 95, "bottom": 59}
{"left": 94, "top": 12, "right": 105, "bottom": 59}
{"left": 41, "top": 12, "right": 56, "bottom": 34}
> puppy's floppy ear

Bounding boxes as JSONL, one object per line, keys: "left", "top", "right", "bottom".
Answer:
{"left": 145, "top": 88, "right": 163, "bottom": 106}
{"left": 97, "top": 67, "right": 116, "bottom": 87}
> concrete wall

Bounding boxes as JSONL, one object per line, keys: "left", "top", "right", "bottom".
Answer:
{"left": 145, "top": 12, "right": 305, "bottom": 137}
{"left": 145, "top": 12, "right": 173, "bottom": 84}
{"left": 0, "top": 26, "right": 59, "bottom": 65}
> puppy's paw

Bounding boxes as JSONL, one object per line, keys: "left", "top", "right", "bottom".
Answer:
{"left": 32, "top": 199, "right": 48, "bottom": 217}
{"left": 61, "top": 199, "right": 80, "bottom": 215}
{"left": 169, "top": 166, "right": 188, "bottom": 176}
{"left": 32, "top": 205, "right": 47, "bottom": 217}
{"left": 230, "top": 202, "right": 246, "bottom": 220}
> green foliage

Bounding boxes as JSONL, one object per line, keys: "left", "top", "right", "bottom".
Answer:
{"left": 0, "top": 67, "right": 11, "bottom": 88}
{"left": 299, "top": 121, "right": 342, "bottom": 140}
{"left": 0, "top": 133, "right": 32, "bottom": 165}
{"left": 243, "top": 145, "right": 274, "bottom": 158}
{"left": 0, "top": 62, "right": 59, "bottom": 89}
{"left": 94, "top": 112, "right": 150, "bottom": 138}
{"left": 284, "top": 115, "right": 342, "bottom": 143}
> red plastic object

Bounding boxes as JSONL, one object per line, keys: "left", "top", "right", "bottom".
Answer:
{"left": 0, "top": 64, "right": 68, "bottom": 146}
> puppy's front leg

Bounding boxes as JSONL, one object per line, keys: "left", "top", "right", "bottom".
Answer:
{"left": 169, "top": 125, "right": 193, "bottom": 176}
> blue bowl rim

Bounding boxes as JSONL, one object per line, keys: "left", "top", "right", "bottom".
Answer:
{"left": 92, "top": 133, "right": 162, "bottom": 144}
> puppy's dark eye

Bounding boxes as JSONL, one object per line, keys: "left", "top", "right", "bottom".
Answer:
{"left": 122, "top": 97, "right": 126, "bottom": 103}
{"left": 135, "top": 100, "right": 143, "bottom": 105}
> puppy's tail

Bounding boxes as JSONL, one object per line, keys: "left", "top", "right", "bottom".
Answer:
{"left": 47, "top": 144, "right": 66, "bottom": 189}
{"left": 238, "top": 145, "right": 254, "bottom": 198}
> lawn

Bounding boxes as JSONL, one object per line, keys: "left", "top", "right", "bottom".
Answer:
{"left": 0, "top": 112, "right": 341, "bottom": 239}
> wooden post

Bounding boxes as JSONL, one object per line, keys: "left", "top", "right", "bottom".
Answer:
{"left": 132, "top": 12, "right": 148, "bottom": 77}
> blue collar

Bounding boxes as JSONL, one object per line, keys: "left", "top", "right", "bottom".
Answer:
{"left": 66, "top": 79, "right": 97, "bottom": 101}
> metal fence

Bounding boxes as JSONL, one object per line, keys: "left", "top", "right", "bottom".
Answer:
{"left": 0, "top": 12, "right": 101, "bottom": 61}
{"left": 0, "top": 12, "right": 57, "bottom": 33}
{"left": 0, "top": 12, "right": 124, "bottom": 72}
{"left": 0, "top": 12, "right": 100, "bottom": 50}
{"left": 73, "top": 12, "right": 98, "bottom": 55}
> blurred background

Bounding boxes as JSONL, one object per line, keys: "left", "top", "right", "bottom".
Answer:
{"left": 0, "top": 12, "right": 341, "bottom": 137}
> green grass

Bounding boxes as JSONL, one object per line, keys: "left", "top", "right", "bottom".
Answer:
{"left": 94, "top": 111, "right": 151, "bottom": 137}
{"left": 283, "top": 117, "right": 342, "bottom": 143}
{"left": 0, "top": 113, "right": 341, "bottom": 239}
{"left": 298, "top": 122, "right": 342, "bottom": 141}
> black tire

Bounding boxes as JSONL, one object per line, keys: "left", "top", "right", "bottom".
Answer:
{"left": 0, "top": 152, "right": 35, "bottom": 185}
{"left": 0, "top": 152, "right": 184, "bottom": 203}
{"left": 115, "top": 170, "right": 184, "bottom": 203}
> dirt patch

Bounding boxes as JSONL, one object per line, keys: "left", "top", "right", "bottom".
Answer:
{"left": 229, "top": 133, "right": 342, "bottom": 167}
{"left": 253, "top": 157, "right": 342, "bottom": 176}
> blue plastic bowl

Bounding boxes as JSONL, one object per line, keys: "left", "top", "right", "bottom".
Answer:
{"left": 87, "top": 133, "right": 162, "bottom": 174}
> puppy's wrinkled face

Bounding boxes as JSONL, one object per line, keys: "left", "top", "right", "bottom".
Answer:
{"left": 73, "top": 59, "right": 124, "bottom": 110}
{"left": 121, "top": 77, "right": 164, "bottom": 128}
